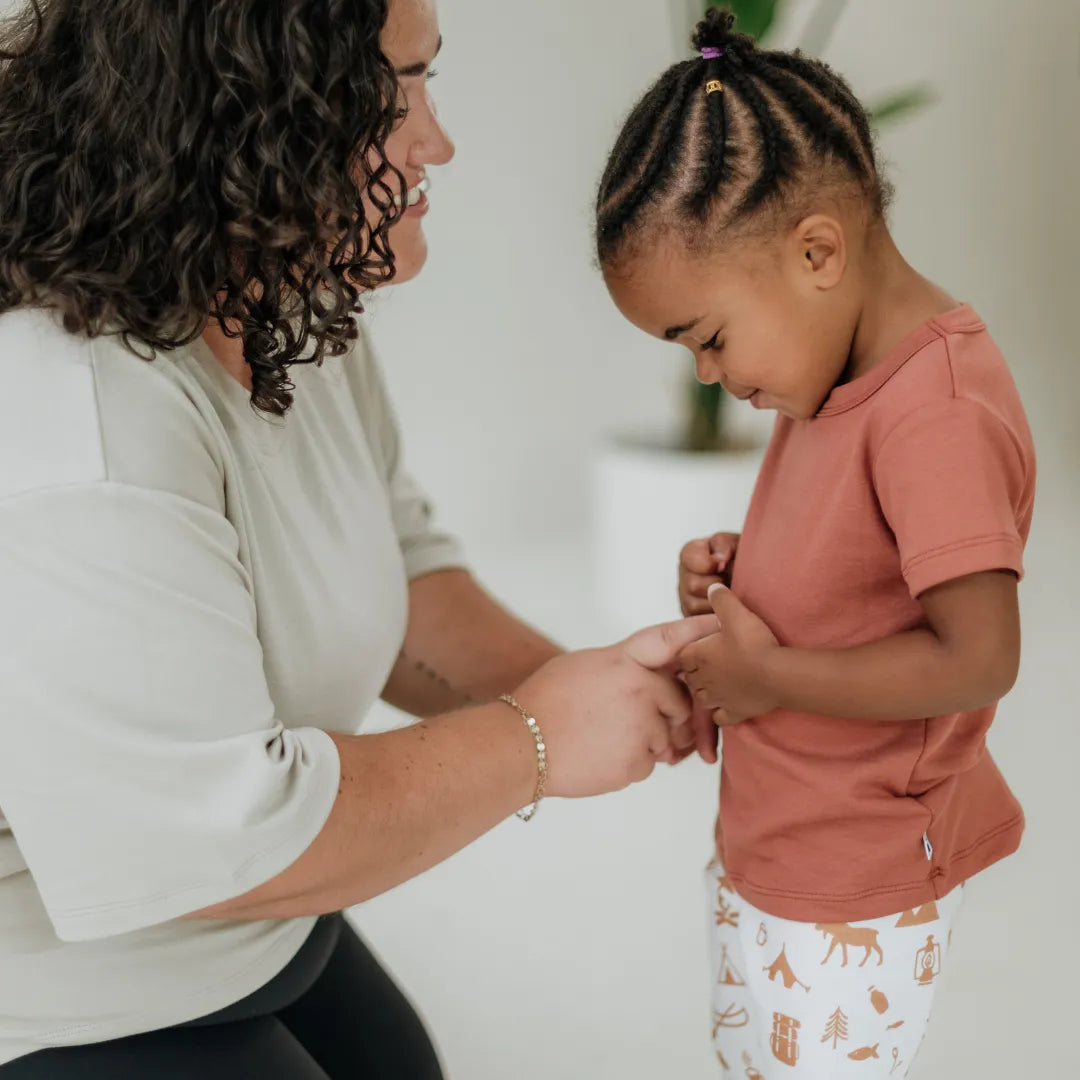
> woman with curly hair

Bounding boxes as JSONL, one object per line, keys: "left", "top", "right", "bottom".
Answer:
{"left": 0, "top": 1, "right": 718, "bottom": 1076}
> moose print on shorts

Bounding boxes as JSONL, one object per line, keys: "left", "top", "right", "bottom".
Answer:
{"left": 815, "top": 923, "right": 884, "bottom": 968}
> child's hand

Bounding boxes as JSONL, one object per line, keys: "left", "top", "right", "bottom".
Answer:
{"left": 680, "top": 584, "right": 781, "bottom": 727}
{"left": 678, "top": 532, "right": 740, "bottom": 616}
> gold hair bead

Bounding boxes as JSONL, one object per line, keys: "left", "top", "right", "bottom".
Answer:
{"left": 706, "top": 79, "right": 725, "bottom": 96}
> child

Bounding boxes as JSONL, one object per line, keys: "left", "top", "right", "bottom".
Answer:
{"left": 596, "top": 9, "right": 1034, "bottom": 1078}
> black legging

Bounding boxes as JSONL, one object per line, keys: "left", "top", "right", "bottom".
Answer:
{"left": 1, "top": 915, "right": 444, "bottom": 1079}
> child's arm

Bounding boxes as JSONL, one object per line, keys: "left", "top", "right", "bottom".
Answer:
{"left": 680, "top": 571, "right": 1020, "bottom": 726}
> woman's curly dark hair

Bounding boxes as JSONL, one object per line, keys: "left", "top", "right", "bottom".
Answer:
{"left": 0, "top": 0, "right": 406, "bottom": 416}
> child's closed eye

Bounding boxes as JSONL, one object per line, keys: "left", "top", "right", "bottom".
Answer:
{"left": 701, "top": 332, "right": 724, "bottom": 352}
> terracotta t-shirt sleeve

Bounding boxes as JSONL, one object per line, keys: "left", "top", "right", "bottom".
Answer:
{"left": 873, "top": 396, "right": 1027, "bottom": 598}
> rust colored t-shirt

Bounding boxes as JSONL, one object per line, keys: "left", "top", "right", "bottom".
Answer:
{"left": 720, "top": 305, "right": 1035, "bottom": 922}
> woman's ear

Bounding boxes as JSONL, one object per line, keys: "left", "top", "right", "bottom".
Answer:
{"left": 789, "top": 213, "right": 847, "bottom": 292}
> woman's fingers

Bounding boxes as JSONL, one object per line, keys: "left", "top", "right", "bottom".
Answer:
{"left": 623, "top": 614, "right": 719, "bottom": 671}
{"left": 691, "top": 706, "right": 719, "bottom": 764}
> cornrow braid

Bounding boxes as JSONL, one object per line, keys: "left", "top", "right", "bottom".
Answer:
{"left": 689, "top": 52, "right": 732, "bottom": 218}
{"left": 596, "top": 6, "right": 889, "bottom": 267}
{"left": 596, "top": 62, "right": 700, "bottom": 243}
{"left": 766, "top": 49, "right": 878, "bottom": 184}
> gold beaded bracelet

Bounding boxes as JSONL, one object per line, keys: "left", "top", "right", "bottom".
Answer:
{"left": 498, "top": 694, "right": 547, "bottom": 822}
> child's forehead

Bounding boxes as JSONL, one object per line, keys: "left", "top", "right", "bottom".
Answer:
{"left": 607, "top": 237, "right": 776, "bottom": 302}
{"left": 603, "top": 245, "right": 769, "bottom": 337}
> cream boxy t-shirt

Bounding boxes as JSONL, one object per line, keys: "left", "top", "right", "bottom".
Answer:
{"left": 0, "top": 308, "right": 464, "bottom": 1064}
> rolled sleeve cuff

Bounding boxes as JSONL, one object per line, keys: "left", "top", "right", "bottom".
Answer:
{"left": 902, "top": 534, "right": 1025, "bottom": 599}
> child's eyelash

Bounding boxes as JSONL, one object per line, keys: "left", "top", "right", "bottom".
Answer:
{"left": 426, "top": 68, "right": 439, "bottom": 81}
{"left": 701, "top": 332, "right": 724, "bottom": 352}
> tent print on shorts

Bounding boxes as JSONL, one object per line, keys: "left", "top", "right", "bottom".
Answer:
{"left": 895, "top": 902, "right": 939, "bottom": 928}
{"left": 763, "top": 945, "right": 811, "bottom": 992}
{"left": 717, "top": 945, "right": 746, "bottom": 987}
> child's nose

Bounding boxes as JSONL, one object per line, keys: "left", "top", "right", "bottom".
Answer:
{"left": 695, "top": 355, "right": 723, "bottom": 385}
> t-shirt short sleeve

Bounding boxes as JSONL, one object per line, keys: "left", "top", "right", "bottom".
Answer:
{"left": 352, "top": 331, "right": 467, "bottom": 580}
{"left": 873, "top": 397, "right": 1029, "bottom": 598}
{"left": 0, "top": 483, "right": 341, "bottom": 943}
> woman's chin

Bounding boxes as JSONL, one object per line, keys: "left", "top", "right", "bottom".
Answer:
{"left": 386, "top": 228, "right": 429, "bottom": 286}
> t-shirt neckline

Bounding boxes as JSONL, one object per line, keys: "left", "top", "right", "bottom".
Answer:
{"left": 816, "top": 303, "right": 983, "bottom": 418}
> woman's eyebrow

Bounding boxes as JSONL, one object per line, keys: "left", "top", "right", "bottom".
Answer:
{"left": 394, "top": 36, "right": 443, "bottom": 77}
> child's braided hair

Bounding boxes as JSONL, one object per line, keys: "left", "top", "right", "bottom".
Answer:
{"left": 597, "top": 7, "right": 891, "bottom": 266}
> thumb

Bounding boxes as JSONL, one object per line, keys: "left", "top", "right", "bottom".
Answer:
{"left": 623, "top": 614, "right": 719, "bottom": 670}
{"left": 707, "top": 582, "right": 743, "bottom": 623}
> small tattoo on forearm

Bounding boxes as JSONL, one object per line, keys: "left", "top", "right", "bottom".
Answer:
{"left": 402, "top": 651, "right": 475, "bottom": 707}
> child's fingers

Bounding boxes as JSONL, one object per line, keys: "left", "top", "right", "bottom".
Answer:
{"left": 680, "top": 538, "right": 714, "bottom": 575}
{"left": 682, "top": 596, "right": 717, "bottom": 616}
{"left": 709, "top": 532, "right": 738, "bottom": 562}
{"left": 684, "top": 571, "right": 723, "bottom": 598}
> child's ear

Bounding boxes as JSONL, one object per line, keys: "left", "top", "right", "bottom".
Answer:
{"left": 789, "top": 214, "right": 847, "bottom": 291}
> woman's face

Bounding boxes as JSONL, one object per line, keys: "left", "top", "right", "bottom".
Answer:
{"left": 378, "top": 0, "right": 455, "bottom": 284}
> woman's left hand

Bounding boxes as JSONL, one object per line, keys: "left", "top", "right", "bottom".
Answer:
{"left": 680, "top": 584, "right": 782, "bottom": 727}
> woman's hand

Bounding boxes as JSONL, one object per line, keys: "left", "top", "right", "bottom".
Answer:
{"left": 678, "top": 532, "right": 740, "bottom": 616}
{"left": 512, "top": 615, "right": 719, "bottom": 798}
{"left": 680, "top": 584, "right": 781, "bottom": 727}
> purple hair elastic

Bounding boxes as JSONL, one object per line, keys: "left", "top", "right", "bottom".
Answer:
{"left": 700, "top": 47, "right": 724, "bottom": 60}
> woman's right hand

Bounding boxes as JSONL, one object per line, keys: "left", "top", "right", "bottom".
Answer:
{"left": 510, "top": 615, "right": 719, "bottom": 799}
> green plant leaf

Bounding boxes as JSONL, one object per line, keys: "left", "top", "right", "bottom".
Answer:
{"left": 869, "top": 85, "right": 935, "bottom": 127}
{"left": 686, "top": 378, "right": 729, "bottom": 452}
{"left": 707, "top": 0, "right": 780, "bottom": 44}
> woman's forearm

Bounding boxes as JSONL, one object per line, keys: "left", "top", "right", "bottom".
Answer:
{"left": 383, "top": 569, "right": 562, "bottom": 716}
{"left": 189, "top": 702, "right": 535, "bottom": 921}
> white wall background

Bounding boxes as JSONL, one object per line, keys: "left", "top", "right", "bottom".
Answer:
{"left": 362, "top": 2, "right": 1080, "bottom": 1079}
{"left": 3, "top": 0, "right": 1076, "bottom": 1076}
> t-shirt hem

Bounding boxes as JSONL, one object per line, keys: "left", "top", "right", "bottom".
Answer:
{"left": 0, "top": 916, "right": 317, "bottom": 1067}
{"left": 725, "top": 814, "right": 1024, "bottom": 923}
{"left": 45, "top": 728, "right": 341, "bottom": 942}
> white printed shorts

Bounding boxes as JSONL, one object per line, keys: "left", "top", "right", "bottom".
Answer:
{"left": 707, "top": 860, "right": 963, "bottom": 1078}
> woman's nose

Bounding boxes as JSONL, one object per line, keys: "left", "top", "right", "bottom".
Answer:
{"left": 411, "top": 94, "right": 455, "bottom": 168}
